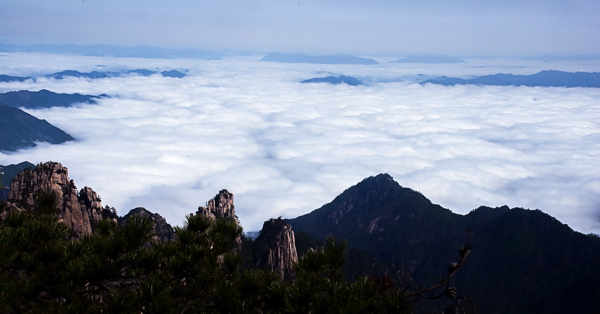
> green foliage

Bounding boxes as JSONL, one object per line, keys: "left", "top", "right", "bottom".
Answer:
{"left": 0, "top": 194, "right": 417, "bottom": 313}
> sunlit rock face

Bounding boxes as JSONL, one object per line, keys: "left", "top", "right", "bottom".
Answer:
{"left": 254, "top": 218, "right": 298, "bottom": 279}
{"left": 5, "top": 161, "right": 106, "bottom": 237}
{"left": 197, "top": 189, "right": 237, "bottom": 222}
{"left": 195, "top": 189, "right": 242, "bottom": 249}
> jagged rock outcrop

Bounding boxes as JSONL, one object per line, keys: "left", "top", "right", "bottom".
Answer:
{"left": 254, "top": 217, "right": 299, "bottom": 279}
{"left": 195, "top": 189, "right": 242, "bottom": 249}
{"left": 119, "top": 207, "right": 175, "bottom": 242}
{"left": 196, "top": 189, "right": 237, "bottom": 221}
{"left": 4, "top": 161, "right": 109, "bottom": 237}
{"left": 0, "top": 161, "right": 36, "bottom": 202}
{"left": 79, "top": 186, "right": 105, "bottom": 230}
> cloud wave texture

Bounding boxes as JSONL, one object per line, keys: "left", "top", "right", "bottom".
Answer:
{"left": 1, "top": 53, "right": 599, "bottom": 234}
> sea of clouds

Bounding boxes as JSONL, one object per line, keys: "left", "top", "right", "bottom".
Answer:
{"left": 1, "top": 52, "right": 599, "bottom": 234}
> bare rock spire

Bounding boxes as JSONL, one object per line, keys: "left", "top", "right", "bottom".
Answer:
{"left": 254, "top": 217, "right": 299, "bottom": 279}
{"left": 196, "top": 189, "right": 237, "bottom": 221}
{"left": 195, "top": 189, "right": 242, "bottom": 249}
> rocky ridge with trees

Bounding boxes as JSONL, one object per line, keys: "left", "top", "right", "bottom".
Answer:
{"left": 0, "top": 161, "right": 472, "bottom": 313}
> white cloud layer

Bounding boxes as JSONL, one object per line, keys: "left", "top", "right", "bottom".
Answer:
{"left": 1, "top": 53, "right": 600, "bottom": 234}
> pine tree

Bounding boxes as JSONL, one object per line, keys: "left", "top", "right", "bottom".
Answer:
{"left": 0, "top": 189, "right": 470, "bottom": 313}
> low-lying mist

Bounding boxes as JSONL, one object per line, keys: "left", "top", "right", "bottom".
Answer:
{"left": 1, "top": 52, "right": 599, "bottom": 233}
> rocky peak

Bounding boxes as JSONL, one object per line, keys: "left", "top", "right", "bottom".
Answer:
{"left": 4, "top": 161, "right": 110, "bottom": 237}
{"left": 79, "top": 186, "right": 104, "bottom": 230}
{"left": 196, "top": 189, "right": 237, "bottom": 221}
{"left": 254, "top": 217, "right": 299, "bottom": 279}
{"left": 195, "top": 189, "right": 241, "bottom": 248}
{"left": 119, "top": 207, "right": 175, "bottom": 242}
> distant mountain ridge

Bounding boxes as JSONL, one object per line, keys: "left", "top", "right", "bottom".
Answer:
{"left": 287, "top": 173, "right": 600, "bottom": 313}
{"left": 0, "top": 69, "right": 186, "bottom": 82}
{"left": 422, "top": 70, "right": 600, "bottom": 88}
{"left": 301, "top": 75, "right": 363, "bottom": 86}
{"left": 261, "top": 52, "right": 379, "bottom": 65}
{"left": 46, "top": 69, "right": 187, "bottom": 79}
{"left": 0, "top": 42, "right": 222, "bottom": 60}
{"left": 391, "top": 55, "right": 466, "bottom": 64}
{"left": 0, "top": 74, "right": 33, "bottom": 82}
{"left": 0, "top": 105, "right": 74, "bottom": 152}
{"left": 0, "top": 89, "right": 106, "bottom": 109}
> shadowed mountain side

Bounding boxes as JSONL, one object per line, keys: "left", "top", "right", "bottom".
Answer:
{"left": 422, "top": 70, "right": 600, "bottom": 88}
{"left": 261, "top": 52, "right": 379, "bottom": 65}
{"left": 301, "top": 75, "right": 363, "bottom": 86}
{"left": 0, "top": 105, "right": 73, "bottom": 152}
{"left": 0, "top": 89, "right": 107, "bottom": 109}
{"left": 391, "top": 56, "right": 466, "bottom": 64}
{"left": 423, "top": 207, "right": 600, "bottom": 314}
{"left": 288, "top": 174, "right": 461, "bottom": 268}
{"left": 286, "top": 173, "right": 600, "bottom": 314}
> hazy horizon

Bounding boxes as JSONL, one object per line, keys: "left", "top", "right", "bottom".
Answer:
{"left": 1, "top": 1, "right": 599, "bottom": 57}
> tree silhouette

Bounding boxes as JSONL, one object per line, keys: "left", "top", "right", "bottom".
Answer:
{"left": 0, "top": 190, "right": 471, "bottom": 313}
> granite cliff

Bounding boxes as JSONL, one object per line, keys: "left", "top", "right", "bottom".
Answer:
{"left": 196, "top": 189, "right": 237, "bottom": 222}
{"left": 195, "top": 189, "right": 242, "bottom": 249}
{"left": 252, "top": 218, "right": 299, "bottom": 279}
{"left": 2, "top": 162, "right": 301, "bottom": 280}
{"left": 4, "top": 161, "right": 109, "bottom": 237}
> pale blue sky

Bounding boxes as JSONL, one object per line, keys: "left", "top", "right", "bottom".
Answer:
{"left": 1, "top": 0, "right": 599, "bottom": 56}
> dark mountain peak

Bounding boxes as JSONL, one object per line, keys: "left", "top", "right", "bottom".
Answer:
{"left": 336, "top": 173, "right": 433, "bottom": 210}
{"left": 288, "top": 174, "right": 456, "bottom": 242}
{"left": 122, "top": 206, "right": 155, "bottom": 219}
{"left": 464, "top": 205, "right": 510, "bottom": 224}
{"left": 494, "top": 207, "right": 574, "bottom": 235}
{"left": 358, "top": 172, "right": 395, "bottom": 187}
{"left": 120, "top": 207, "right": 175, "bottom": 242}
{"left": 288, "top": 174, "right": 600, "bottom": 312}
